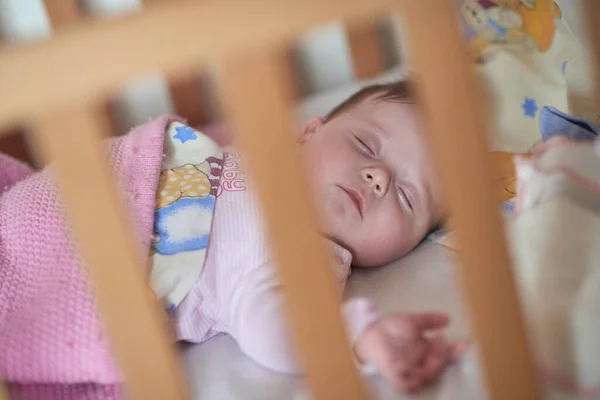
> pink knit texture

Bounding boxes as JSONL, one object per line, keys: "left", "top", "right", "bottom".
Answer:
{"left": 0, "top": 153, "right": 35, "bottom": 193}
{"left": 0, "top": 116, "right": 179, "bottom": 399}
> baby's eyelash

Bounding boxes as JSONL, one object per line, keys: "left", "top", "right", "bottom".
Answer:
{"left": 354, "top": 135, "right": 375, "bottom": 156}
{"left": 397, "top": 185, "right": 413, "bottom": 211}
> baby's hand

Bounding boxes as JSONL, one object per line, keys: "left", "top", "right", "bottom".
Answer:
{"left": 355, "top": 313, "right": 468, "bottom": 392}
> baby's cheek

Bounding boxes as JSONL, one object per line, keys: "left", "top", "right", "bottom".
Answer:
{"left": 354, "top": 218, "right": 415, "bottom": 267}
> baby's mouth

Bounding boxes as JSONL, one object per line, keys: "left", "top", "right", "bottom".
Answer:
{"left": 338, "top": 186, "right": 364, "bottom": 219}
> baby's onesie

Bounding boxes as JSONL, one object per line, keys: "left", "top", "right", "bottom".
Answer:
{"left": 149, "top": 123, "right": 381, "bottom": 373}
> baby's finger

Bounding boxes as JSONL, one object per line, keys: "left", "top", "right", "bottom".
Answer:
{"left": 449, "top": 339, "right": 471, "bottom": 362}
{"left": 430, "top": 332, "right": 447, "bottom": 347}
{"left": 382, "top": 364, "right": 422, "bottom": 393}
{"left": 398, "top": 369, "right": 425, "bottom": 393}
{"left": 411, "top": 312, "right": 449, "bottom": 332}
{"left": 418, "top": 336, "right": 451, "bottom": 383}
{"left": 394, "top": 336, "right": 444, "bottom": 389}
{"left": 389, "top": 340, "right": 428, "bottom": 373}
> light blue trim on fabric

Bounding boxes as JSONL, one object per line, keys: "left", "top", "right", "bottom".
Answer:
{"left": 487, "top": 18, "right": 507, "bottom": 36}
{"left": 539, "top": 106, "right": 599, "bottom": 142}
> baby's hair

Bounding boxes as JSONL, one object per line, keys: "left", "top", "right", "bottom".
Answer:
{"left": 324, "top": 80, "right": 414, "bottom": 122}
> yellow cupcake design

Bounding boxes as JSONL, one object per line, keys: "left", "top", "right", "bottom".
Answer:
{"left": 156, "top": 163, "right": 212, "bottom": 209}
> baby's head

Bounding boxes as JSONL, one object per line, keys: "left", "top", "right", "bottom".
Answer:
{"left": 298, "top": 80, "right": 442, "bottom": 267}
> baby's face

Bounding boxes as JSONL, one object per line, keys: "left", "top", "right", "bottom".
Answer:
{"left": 299, "top": 96, "right": 441, "bottom": 267}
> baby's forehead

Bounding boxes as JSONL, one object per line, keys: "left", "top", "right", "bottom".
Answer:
{"left": 347, "top": 96, "right": 421, "bottom": 137}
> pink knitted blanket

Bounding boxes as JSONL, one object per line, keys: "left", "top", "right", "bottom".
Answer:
{"left": 0, "top": 116, "right": 178, "bottom": 399}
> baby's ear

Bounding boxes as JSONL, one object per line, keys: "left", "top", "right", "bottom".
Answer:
{"left": 297, "top": 117, "right": 324, "bottom": 144}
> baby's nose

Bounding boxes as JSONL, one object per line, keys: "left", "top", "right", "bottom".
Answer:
{"left": 363, "top": 167, "right": 391, "bottom": 197}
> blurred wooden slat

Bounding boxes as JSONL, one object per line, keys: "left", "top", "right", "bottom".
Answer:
{"left": 584, "top": 0, "right": 600, "bottom": 105}
{"left": 0, "top": 380, "right": 6, "bottom": 400}
{"left": 169, "top": 50, "right": 299, "bottom": 128}
{"left": 168, "top": 70, "right": 208, "bottom": 128}
{"left": 0, "top": 0, "right": 397, "bottom": 131}
{"left": 0, "top": 7, "right": 37, "bottom": 167}
{"left": 347, "top": 21, "right": 386, "bottom": 79}
{"left": 43, "top": 0, "right": 85, "bottom": 27}
{"left": 0, "top": 101, "right": 116, "bottom": 170}
{"left": 31, "top": 107, "right": 187, "bottom": 400}
{"left": 278, "top": 49, "right": 301, "bottom": 102}
{"left": 98, "top": 96, "right": 121, "bottom": 136}
{"left": 403, "top": 2, "right": 541, "bottom": 399}
{"left": 0, "top": 127, "right": 34, "bottom": 166}
{"left": 216, "top": 50, "right": 367, "bottom": 400}
{"left": 43, "top": 0, "right": 120, "bottom": 137}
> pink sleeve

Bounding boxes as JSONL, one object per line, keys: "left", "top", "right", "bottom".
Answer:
{"left": 222, "top": 261, "right": 381, "bottom": 374}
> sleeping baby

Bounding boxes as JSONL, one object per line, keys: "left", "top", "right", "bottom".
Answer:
{"left": 0, "top": 80, "right": 466, "bottom": 398}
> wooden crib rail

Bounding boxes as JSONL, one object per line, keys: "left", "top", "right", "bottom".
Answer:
{"left": 0, "top": 1, "right": 390, "bottom": 165}
{"left": 0, "top": 0, "right": 397, "bottom": 131}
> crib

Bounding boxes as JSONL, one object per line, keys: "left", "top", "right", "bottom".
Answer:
{"left": 0, "top": 0, "right": 598, "bottom": 399}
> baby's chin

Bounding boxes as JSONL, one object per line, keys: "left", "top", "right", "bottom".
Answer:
{"left": 319, "top": 228, "right": 403, "bottom": 267}
{"left": 315, "top": 198, "right": 412, "bottom": 266}
{"left": 350, "top": 239, "right": 418, "bottom": 268}
{"left": 351, "top": 249, "right": 398, "bottom": 268}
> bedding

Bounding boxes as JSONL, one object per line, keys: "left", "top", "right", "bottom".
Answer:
{"left": 509, "top": 136, "right": 600, "bottom": 394}
{"left": 0, "top": 117, "right": 178, "bottom": 398}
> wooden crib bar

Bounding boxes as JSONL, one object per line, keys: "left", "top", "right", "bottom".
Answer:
{"left": 584, "top": 0, "right": 600, "bottom": 104}
{"left": 32, "top": 107, "right": 188, "bottom": 400}
{"left": 44, "top": 0, "right": 86, "bottom": 27}
{"left": 402, "top": 2, "right": 541, "bottom": 398}
{"left": 347, "top": 21, "right": 386, "bottom": 80}
{"left": 216, "top": 50, "right": 367, "bottom": 400}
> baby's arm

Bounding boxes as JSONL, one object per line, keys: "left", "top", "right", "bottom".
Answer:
{"left": 222, "top": 261, "right": 378, "bottom": 373}
{"left": 223, "top": 264, "right": 303, "bottom": 373}
{"left": 222, "top": 262, "right": 466, "bottom": 391}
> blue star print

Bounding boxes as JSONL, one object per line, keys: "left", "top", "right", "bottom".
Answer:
{"left": 174, "top": 125, "right": 197, "bottom": 143}
{"left": 522, "top": 97, "right": 538, "bottom": 118}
